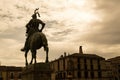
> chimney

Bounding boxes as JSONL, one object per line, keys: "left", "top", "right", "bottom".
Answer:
{"left": 79, "top": 46, "right": 83, "bottom": 54}
{"left": 64, "top": 52, "right": 66, "bottom": 57}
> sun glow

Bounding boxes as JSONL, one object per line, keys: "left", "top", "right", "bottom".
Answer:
{"left": 68, "top": 0, "right": 99, "bottom": 22}
{"left": 56, "top": 0, "right": 101, "bottom": 35}
{"left": 40, "top": 0, "right": 100, "bottom": 26}
{"left": 57, "top": 0, "right": 100, "bottom": 30}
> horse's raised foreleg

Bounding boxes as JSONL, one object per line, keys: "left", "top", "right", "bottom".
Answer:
{"left": 25, "top": 49, "right": 29, "bottom": 66}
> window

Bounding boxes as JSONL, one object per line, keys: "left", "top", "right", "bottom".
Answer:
{"left": 67, "top": 71, "right": 73, "bottom": 79}
{"left": 59, "top": 73, "right": 62, "bottom": 78}
{"left": 63, "top": 72, "right": 66, "bottom": 78}
{"left": 68, "top": 71, "right": 72, "bottom": 75}
{"left": 98, "top": 64, "right": 101, "bottom": 70}
{"left": 91, "top": 65, "right": 93, "bottom": 70}
{"left": 90, "top": 59, "right": 93, "bottom": 65}
{"left": 84, "top": 58, "right": 86, "bottom": 63}
{"left": 97, "top": 59, "right": 100, "bottom": 64}
{"left": 118, "top": 69, "right": 120, "bottom": 73}
{"left": 0, "top": 72, "right": 3, "bottom": 80}
{"left": 77, "top": 71, "right": 81, "bottom": 78}
{"left": 77, "top": 58, "right": 80, "bottom": 63}
{"left": 55, "top": 74, "right": 58, "bottom": 79}
{"left": 67, "top": 59, "right": 74, "bottom": 70}
{"left": 98, "top": 71, "right": 102, "bottom": 78}
{"left": 10, "top": 72, "right": 14, "bottom": 79}
{"left": 18, "top": 73, "right": 22, "bottom": 79}
{"left": 52, "top": 63, "right": 55, "bottom": 71}
{"left": 63, "top": 59, "right": 65, "bottom": 70}
{"left": 85, "top": 64, "right": 87, "bottom": 70}
{"left": 0, "top": 72, "right": 2, "bottom": 77}
{"left": 84, "top": 71, "right": 88, "bottom": 78}
{"left": 77, "top": 64, "right": 80, "bottom": 70}
{"left": 58, "top": 61, "right": 60, "bottom": 71}
{"left": 118, "top": 65, "right": 120, "bottom": 67}
{"left": 77, "top": 58, "right": 81, "bottom": 70}
{"left": 90, "top": 71, "right": 94, "bottom": 78}
{"left": 84, "top": 59, "right": 87, "bottom": 70}
{"left": 115, "top": 77, "right": 118, "bottom": 80}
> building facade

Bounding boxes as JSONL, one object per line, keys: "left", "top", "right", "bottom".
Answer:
{"left": 0, "top": 66, "right": 22, "bottom": 80}
{"left": 50, "top": 47, "right": 110, "bottom": 80}
{"left": 107, "top": 56, "right": 120, "bottom": 80}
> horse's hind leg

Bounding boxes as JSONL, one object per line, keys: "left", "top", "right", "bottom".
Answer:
{"left": 30, "top": 49, "right": 37, "bottom": 64}
{"left": 25, "top": 49, "right": 29, "bottom": 66}
{"left": 44, "top": 46, "right": 49, "bottom": 63}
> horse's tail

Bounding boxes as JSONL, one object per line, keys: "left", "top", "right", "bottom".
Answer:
{"left": 39, "top": 32, "right": 48, "bottom": 46}
{"left": 39, "top": 33, "right": 49, "bottom": 52}
{"left": 44, "top": 45, "right": 49, "bottom": 53}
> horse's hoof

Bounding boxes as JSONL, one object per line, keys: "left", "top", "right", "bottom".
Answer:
{"left": 26, "top": 63, "right": 28, "bottom": 66}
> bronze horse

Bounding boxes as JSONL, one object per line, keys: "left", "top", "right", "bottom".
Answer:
{"left": 24, "top": 30, "right": 49, "bottom": 66}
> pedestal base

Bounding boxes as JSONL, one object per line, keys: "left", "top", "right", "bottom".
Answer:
{"left": 22, "top": 63, "right": 52, "bottom": 80}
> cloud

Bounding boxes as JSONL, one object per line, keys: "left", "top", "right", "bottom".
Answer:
{"left": 67, "top": 0, "right": 120, "bottom": 59}
{"left": 45, "top": 20, "right": 75, "bottom": 42}
{"left": 80, "top": 0, "right": 120, "bottom": 45}
{"left": 0, "top": 0, "right": 120, "bottom": 66}
{"left": 81, "top": 20, "right": 120, "bottom": 45}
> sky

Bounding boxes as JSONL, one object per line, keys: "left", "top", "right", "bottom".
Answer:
{"left": 0, "top": 0, "right": 120, "bottom": 66}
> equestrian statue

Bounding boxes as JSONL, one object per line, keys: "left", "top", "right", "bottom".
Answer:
{"left": 21, "top": 8, "right": 49, "bottom": 66}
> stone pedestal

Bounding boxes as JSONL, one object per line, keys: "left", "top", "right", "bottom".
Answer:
{"left": 22, "top": 63, "right": 52, "bottom": 80}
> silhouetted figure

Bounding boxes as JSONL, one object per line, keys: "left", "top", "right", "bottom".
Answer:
{"left": 21, "top": 8, "right": 49, "bottom": 66}
{"left": 21, "top": 8, "right": 45, "bottom": 51}
{"left": 24, "top": 31, "right": 49, "bottom": 66}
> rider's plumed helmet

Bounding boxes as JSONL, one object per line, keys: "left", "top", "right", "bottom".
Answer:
{"left": 32, "top": 8, "right": 40, "bottom": 18}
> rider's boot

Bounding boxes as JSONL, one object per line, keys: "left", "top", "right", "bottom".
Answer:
{"left": 21, "top": 47, "right": 26, "bottom": 52}
{"left": 21, "top": 38, "right": 28, "bottom": 52}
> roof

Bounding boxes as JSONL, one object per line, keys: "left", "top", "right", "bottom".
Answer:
{"left": 108, "top": 56, "right": 120, "bottom": 60}
{"left": 51, "top": 53, "right": 105, "bottom": 62}
{"left": 70, "top": 53, "right": 104, "bottom": 59}
{"left": 0, "top": 66, "right": 22, "bottom": 71}
{"left": 107, "top": 56, "right": 120, "bottom": 63}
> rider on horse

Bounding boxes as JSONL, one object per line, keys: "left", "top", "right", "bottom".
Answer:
{"left": 21, "top": 8, "right": 45, "bottom": 52}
